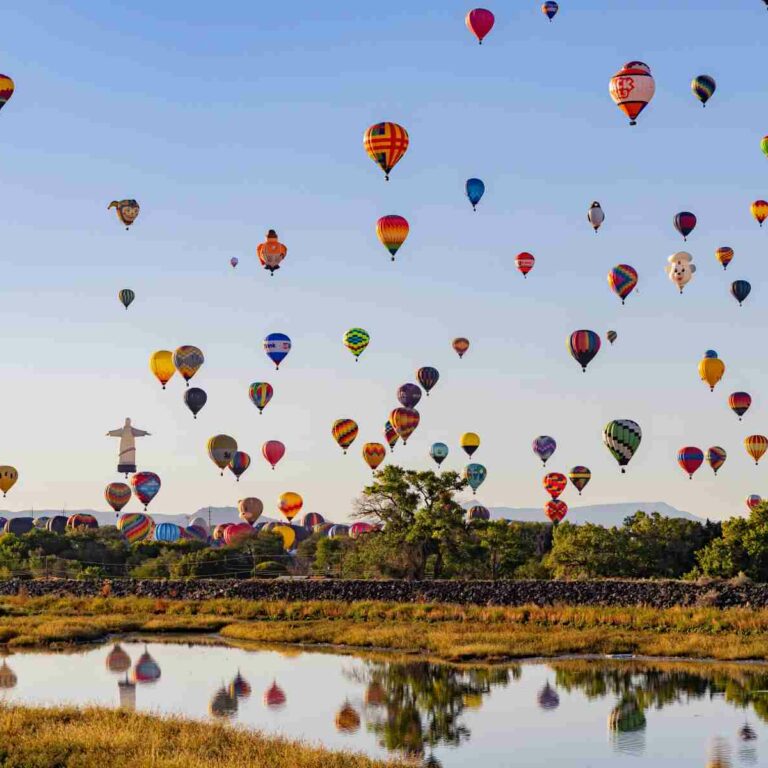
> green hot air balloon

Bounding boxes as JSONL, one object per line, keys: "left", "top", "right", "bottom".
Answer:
{"left": 603, "top": 420, "right": 642, "bottom": 473}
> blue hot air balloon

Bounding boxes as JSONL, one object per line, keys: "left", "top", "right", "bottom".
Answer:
{"left": 263, "top": 333, "right": 292, "bottom": 369}
{"left": 731, "top": 280, "right": 752, "bottom": 306}
{"left": 154, "top": 522, "right": 181, "bottom": 543}
{"left": 465, "top": 178, "right": 485, "bottom": 211}
{"left": 463, "top": 463, "right": 487, "bottom": 494}
{"left": 430, "top": 442, "right": 449, "bottom": 467}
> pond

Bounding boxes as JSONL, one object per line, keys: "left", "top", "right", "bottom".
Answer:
{"left": 0, "top": 639, "right": 766, "bottom": 767}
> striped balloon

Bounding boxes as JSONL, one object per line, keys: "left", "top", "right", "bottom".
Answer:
{"left": 118, "top": 289, "right": 135, "bottom": 310}
{"left": 67, "top": 513, "right": 98, "bottom": 531}
{"left": 467, "top": 505, "right": 490, "bottom": 522}
{"left": 607, "top": 264, "right": 638, "bottom": 304}
{"left": 228, "top": 451, "right": 251, "bottom": 481}
{"left": 745, "top": 435, "right": 768, "bottom": 466}
{"left": 606, "top": 330, "right": 617, "bottom": 345}
{"left": 416, "top": 366, "right": 440, "bottom": 394}
{"left": 543, "top": 472, "right": 567, "bottom": 500}
{"left": 362, "top": 442, "right": 387, "bottom": 472}
{"left": 105, "top": 482, "right": 131, "bottom": 513}
{"left": 677, "top": 446, "right": 704, "bottom": 479}
{"left": 568, "top": 330, "right": 601, "bottom": 372}
{"left": 728, "top": 392, "right": 752, "bottom": 421}
{"left": 364, "top": 122, "right": 409, "bottom": 180}
{"left": 389, "top": 407, "right": 420, "bottom": 444}
{"left": 603, "top": 420, "right": 642, "bottom": 473}
{"left": 376, "top": 215, "right": 409, "bottom": 260}
{"left": 706, "top": 446, "right": 727, "bottom": 476}
{"left": 747, "top": 495, "right": 762, "bottom": 512}
{"left": 118, "top": 512, "right": 153, "bottom": 543}
{"left": 752, "top": 200, "right": 768, "bottom": 227}
{"left": 302, "top": 512, "right": 325, "bottom": 531}
{"left": 249, "top": 382, "right": 273, "bottom": 413}
{"left": 384, "top": 420, "right": 399, "bottom": 452}
{"left": 343, "top": 328, "right": 370, "bottom": 360}
{"left": 568, "top": 466, "right": 591, "bottom": 495}
{"left": 263, "top": 333, "right": 291, "bottom": 369}
{"left": 332, "top": 419, "right": 359, "bottom": 453}
{"left": 691, "top": 74, "right": 716, "bottom": 106}
{"left": 154, "top": 522, "right": 181, "bottom": 543}
{"left": 715, "top": 247, "right": 734, "bottom": 270}
{"left": 131, "top": 471, "right": 161, "bottom": 509}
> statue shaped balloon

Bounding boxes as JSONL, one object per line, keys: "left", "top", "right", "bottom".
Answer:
{"left": 107, "top": 418, "right": 151, "bottom": 476}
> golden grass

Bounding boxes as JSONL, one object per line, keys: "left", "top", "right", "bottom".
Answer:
{"left": 4, "top": 596, "right": 768, "bottom": 661}
{"left": 0, "top": 705, "right": 405, "bottom": 768}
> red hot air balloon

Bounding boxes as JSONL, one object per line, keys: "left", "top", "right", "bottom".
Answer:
{"left": 262, "top": 440, "right": 285, "bottom": 469}
{"left": 747, "top": 495, "right": 762, "bottom": 512}
{"left": 609, "top": 61, "right": 656, "bottom": 126}
{"left": 389, "top": 407, "right": 420, "bottom": 444}
{"left": 543, "top": 473, "right": 567, "bottom": 500}
{"left": 465, "top": 8, "right": 495, "bottom": 44}
{"left": 515, "top": 252, "right": 535, "bottom": 278}
{"left": 674, "top": 212, "right": 697, "bottom": 241}
{"left": 130, "top": 472, "right": 161, "bottom": 510}
{"left": 677, "top": 446, "right": 704, "bottom": 479}
{"left": 545, "top": 500, "right": 568, "bottom": 523}
{"left": 568, "top": 330, "right": 601, "bottom": 372}
{"left": 729, "top": 392, "right": 752, "bottom": 421}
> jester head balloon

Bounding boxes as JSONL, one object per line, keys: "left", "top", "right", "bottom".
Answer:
{"left": 108, "top": 199, "right": 140, "bottom": 230}
{"left": 665, "top": 252, "right": 696, "bottom": 294}
{"left": 609, "top": 62, "right": 656, "bottom": 126}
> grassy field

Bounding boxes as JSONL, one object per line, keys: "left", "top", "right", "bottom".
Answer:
{"left": 3, "top": 595, "right": 768, "bottom": 661}
{"left": 0, "top": 705, "right": 405, "bottom": 768}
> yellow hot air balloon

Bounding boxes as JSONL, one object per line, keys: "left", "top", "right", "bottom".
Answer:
{"left": 698, "top": 350, "right": 725, "bottom": 392}
{"left": 362, "top": 442, "right": 386, "bottom": 472}
{"left": 745, "top": 435, "right": 768, "bottom": 466}
{"left": 460, "top": 432, "right": 481, "bottom": 458}
{"left": 149, "top": 350, "right": 176, "bottom": 389}
{"left": 0, "top": 467, "right": 18, "bottom": 497}
{"left": 278, "top": 492, "right": 303, "bottom": 522}
{"left": 751, "top": 200, "right": 768, "bottom": 228}
{"left": 271, "top": 523, "right": 297, "bottom": 551}
{"left": 207, "top": 435, "right": 238, "bottom": 475}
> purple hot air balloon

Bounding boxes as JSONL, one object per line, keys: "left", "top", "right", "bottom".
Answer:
{"left": 533, "top": 436, "right": 557, "bottom": 465}
{"left": 397, "top": 383, "right": 422, "bottom": 409}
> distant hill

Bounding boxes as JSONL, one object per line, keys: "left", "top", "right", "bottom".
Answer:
{"left": 484, "top": 502, "right": 704, "bottom": 525}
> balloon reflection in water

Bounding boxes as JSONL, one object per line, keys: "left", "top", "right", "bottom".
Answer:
{"left": 118, "top": 675, "right": 136, "bottom": 711}
{"left": 537, "top": 681, "right": 560, "bottom": 710}
{"left": 264, "top": 680, "right": 286, "bottom": 710}
{"left": 229, "top": 671, "right": 252, "bottom": 700}
{"left": 106, "top": 643, "right": 131, "bottom": 674}
{"left": 608, "top": 694, "right": 647, "bottom": 756}
{"left": 210, "top": 685, "right": 238, "bottom": 719}
{"left": 707, "top": 737, "right": 732, "bottom": 768}
{"left": 0, "top": 658, "right": 17, "bottom": 689}
{"left": 335, "top": 702, "right": 362, "bottom": 734}
{"left": 131, "top": 646, "right": 161, "bottom": 684}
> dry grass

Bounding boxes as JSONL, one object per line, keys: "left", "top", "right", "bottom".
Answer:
{"left": 0, "top": 705, "right": 404, "bottom": 768}
{"left": 4, "top": 596, "right": 768, "bottom": 661}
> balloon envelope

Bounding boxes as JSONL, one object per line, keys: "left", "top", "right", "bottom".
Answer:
{"left": 278, "top": 492, "right": 303, "bottom": 522}
{"left": 416, "top": 366, "right": 439, "bottom": 394}
{"left": 452, "top": 338, "right": 470, "bottom": 358}
{"left": 603, "top": 420, "right": 642, "bottom": 473}
{"left": 731, "top": 280, "right": 751, "bottom": 306}
{"left": 207, "top": 435, "right": 238, "bottom": 472}
{"left": 397, "top": 383, "right": 422, "bottom": 409}
{"left": 173, "top": 345, "right": 204, "bottom": 384}
{"left": 677, "top": 446, "right": 704, "bottom": 478}
{"left": 364, "top": 122, "right": 409, "bottom": 180}
{"left": 184, "top": 387, "right": 207, "bottom": 418}
{"left": 568, "top": 330, "right": 601, "bottom": 372}
{"left": 249, "top": 382, "right": 273, "bottom": 413}
{"left": 430, "top": 442, "right": 449, "bottom": 466}
{"left": 263, "top": 333, "right": 291, "bottom": 369}
{"left": 533, "top": 436, "right": 557, "bottom": 465}
{"left": 238, "top": 497, "right": 264, "bottom": 524}
{"left": 691, "top": 74, "right": 716, "bottom": 106}
{"left": 376, "top": 215, "right": 409, "bottom": 260}
{"left": 332, "top": 419, "right": 359, "bottom": 453}
{"left": 465, "top": 178, "right": 485, "bottom": 210}
{"left": 131, "top": 471, "right": 161, "bottom": 508}
{"left": 262, "top": 440, "right": 286, "bottom": 468}
{"left": 149, "top": 350, "right": 175, "bottom": 389}
{"left": 609, "top": 62, "right": 655, "bottom": 125}
{"left": 105, "top": 482, "right": 132, "bottom": 513}
{"left": 465, "top": 8, "right": 495, "bottom": 43}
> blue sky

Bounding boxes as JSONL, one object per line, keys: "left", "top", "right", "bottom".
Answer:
{"left": 0, "top": 1, "right": 766, "bottom": 521}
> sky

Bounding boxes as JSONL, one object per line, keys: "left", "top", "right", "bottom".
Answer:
{"left": 0, "top": 1, "right": 766, "bottom": 522}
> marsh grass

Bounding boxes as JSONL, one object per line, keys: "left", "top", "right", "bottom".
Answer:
{"left": 0, "top": 705, "right": 405, "bottom": 768}
{"left": 3, "top": 596, "right": 768, "bottom": 660}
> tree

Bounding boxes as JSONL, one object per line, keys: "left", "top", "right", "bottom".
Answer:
{"left": 546, "top": 523, "right": 640, "bottom": 579}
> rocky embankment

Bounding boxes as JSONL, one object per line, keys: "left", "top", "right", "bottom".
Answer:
{"left": 0, "top": 578, "right": 763, "bottom": 608}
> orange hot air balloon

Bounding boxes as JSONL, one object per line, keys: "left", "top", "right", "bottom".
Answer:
{"left": 376, "top": 215, "right": 409, "bottom": 261}
{"left": 0, "top": 75, "right": 14, "bottom": 112}
{"left": 452, "top": 337, "right": 470, "bottom": 358}
{"left": 362, "top": 442, "right": 386, "bottom": 472}
{"left": 278, "top": 491, "right": 303, "bottom": 522}
{"left": 715, "top": 247, "right": 734, "bottom": 271}
{"left": 389, "top": 407, "right": 420, "bottom": 445}
{"left": 609, "top": 61, "right": 656, "bottom": 126}
{"left": 745, "top": 435, "right": 768, "bottom": 466}
{"left": 150, "top": 350, "right": 175, "bottom": 389}
{"left": 332, "top": 419, "right": 359, "bottom": 454}
{"left": 752, "top": 200, "right": 768, "bottom": 228}
{"left": 364, "top": 122, "right": 409, "bottom": 180}
{"left": 257, "top": 229, "right": 288, "bottom": 274}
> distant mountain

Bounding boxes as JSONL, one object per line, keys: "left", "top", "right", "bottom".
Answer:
{"left": 484, "top": 502, "right": 704, "bottom": 525}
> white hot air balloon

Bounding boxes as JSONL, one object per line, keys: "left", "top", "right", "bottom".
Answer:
{"left": 609, "top": 61, "right": 656, "bottom": 126}
{"left": 665, "top": 252, "right": 696, "bottom": 294}
{"left": 587, "top": 202, "right": 605, "bottom": 233}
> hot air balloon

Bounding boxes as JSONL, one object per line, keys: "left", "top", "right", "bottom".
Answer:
{"left": 230, "top": 257, "right": 239, "bottom": 269}
{"left": 731, "top": 280, "right": 752, "bottom": 306}
{"left": 430, "top": 442, "right": 449, "bottom": 466}
{"left": 745, "top": 435, "right": 768, "bottom": 465}
{"left": 568, "top": 466, "right": 591, "bottom": 495}
{"left": 278, "top": 492, "right": 303, "bottom": 522}
{"left": 666, "top": 252, "right": 696, "bottom": 293}
{"left": 397, "top": 383, "right": 422, "bottom": 409}
{"left": 207, "top": 435, "right": 238, "bottom": 475}
{"left": 609, "top": 62, "right": 656, "bottom": 126}
{"left": 238, "top": 497, "right": 264, "bottom": 525}
{"left": 677, "top": 446, "right": 704, "bottom": 479}
{"left": 729, "top": 392, "right": 752, "bottom": 421}
{"left": 350, "top": 522, "right": 374, "bottom": 539}
{"left": 257, "top": 229, "right": 287, "bottom": 274}
{"left": 452, "top": 338, "right": 470, "bottom": 358}
{"left": 762, "top": 135, "right": 768, "bottom": 159}
{"left": 674, "top": 212, "right": 697, "bottom": 240}
{"left": 715, "top": 247, "right": 734, "bottom": 270}
{"left": 389, "top": 407, "right": 420, "bottom": 444}
{"left": 362, "top": 443, "right": 386, "bottom": 473}
{"left": 344, "top": 328, "right": 370, "bottom": 361}
{"left": 108, "top": 199, "right": 140, "bottom": 229}
{"left": 467, "top": 505, "right": 490, "bottom": 522}
{"left": 384, "top": 420, "right": 399, "bottom": 452}
{"left": 545, "top": 500, "right": 568, "bottom": 523}
{"left": 691, "top": 75, "right": 716, "bottom": 106}
{"left": 154, "top": 522, "right": 182, "bottom": 543}
{"left": 751, "top": 200, "right": 768, "bottom": 227}
{"left": 460, "top": 432, "right": 480, "bottom": 458}
{"left": 249, "top": 382, "right": 273, "bottom": 414}
{"left": 515, "top": 252, "right": 535, "bottom": 278}
{"left": 364, "top": 122, "right": 409, "bottom": 180}
{"left": 706, "top": 446, "right": 727, "bottom": 476}
{"left": 465, "top": 8, "right": 495, "bottom": 44}
{"left": 184, "top": 387, "right": 207, "bottom": 419}
{"left": 466, "top": 178, "right": 485, "bottom": 210}
{"left": 118, "top": 289, "right": 135, "bottom": 310}
{"left": 262, "top": 440, "right": 285, "bottom": 469}
{"left": 328, "top": 524, "right": 349, "bottom": 539}
{"left": 46, "top": 516, "right": 67, "bottom": 534}
{"left": 229, "top": 451, "right": 251, "bottom": 481}
{"left": 105, "top": 482, "right": 131, "bottom": 513}
{"left": 533, "top": 436, "right": 557, "bottom": 465}
{"left": 264, "top": 333, "right": 291, "bottom": 369}
{"left": 173, "top": 346, "right": 204, "bottom": 385}
{"left": 223, "top": 522, "right": 255, "bottom": 546}
{"left": 376, "top": 215, "right": 409, "bottom": 261}
{"left": 747, "top": 495, "right": 762, "bottom": 512}
{"left": 603, "top": 420, "right": 641, "bottom": 473}
{"left": 568, "top": 330, "right": 601, "bottom": 372}
{"left": 417, "top": 366, "right": 439, "bottom": 395}
{"left": 117, "top": 512, "right": 153, "bottom": 543}
{"left": 149, "top": 350, "right": 175, "bottom": 389}
{"left": 332, "top": 419, "right": 359, "bottom": 454}
{"left": 608, "top": 265, "right": 638, "bottom": 304}
{"left": 131, "top": 471, "right": 161, "bottom": 509}
{"left": 0, "top": 75, "right": 14, "bottom": 112}
{"left": 543, "top": 472, "right": 567, "bottom": 500}
{"left": 699, "top": 350, "right": 725, "bottom": 392}
{"left": 607, "top": 330, "right": 617, "bottom": 345}
{"left": 587, "top": 202, "right": 605, "bottom": 232}
{"left": 541, "top": 2, "right": 559, "bottom": 21}
{"left": 463, "top": 463, "right": 487, "bottom": 494}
